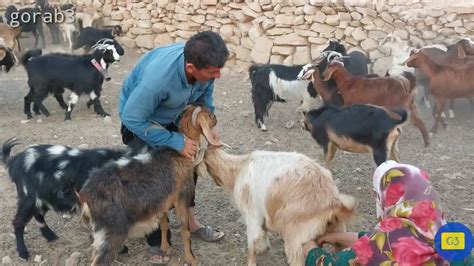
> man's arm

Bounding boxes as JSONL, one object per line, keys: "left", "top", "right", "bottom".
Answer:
{"left": 120, "top": 81, "right": 185, "bottom": 152}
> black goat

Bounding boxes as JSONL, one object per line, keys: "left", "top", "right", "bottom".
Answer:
{"left": 35, "top": 0, "right": 62, "bottom": 45}
{"left": 304, "top": 104, "right": 407, "bottom": 168}
{"left": 21, "top": 39, "right": 121, "bottom": 120}
{"left": 1, "top": 138, "right": 130, "bottom": 260}
{"left": 249, "top": 64, "right": 317, "bottom": 131}
{"left": 5, "top": 5, "right": 45, "bottom": 50}
{"left": 73, "top": 21, "right": 123, "bottom": 54}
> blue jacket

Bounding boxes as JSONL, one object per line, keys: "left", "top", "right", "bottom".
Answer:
{"left": 119, "top": 43, "right": 215, "bottom": 152}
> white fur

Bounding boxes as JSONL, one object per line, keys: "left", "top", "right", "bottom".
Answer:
{"left": 92, "top": 229, "right": 107, "bottom": 256}
{"left": 115, "top": 157, "right": 131, "bottom": 168}
{"left": 48, "top": 145, "right": 67, "bottom": 155}
{"left": 67, "top": 93, "right": 79, "bottom": 112}
{"left": 133, "top": 153, "right": 151, "bottom": 163}
{"left": 58, "top": 160, "right": 69, "bottom": 169}
{"left": 269, "top": 71, "right": 314, "bottom": 109}
{"left": 68, "top": 149, "right": 80, "bottom": 156}
{"left": 22, "top": 185, "right": 28, "bottom": 196}
{"left": 24, "top": 148, "right": 39, "bottom": 171}
{"left": 89, "top": 91, "right": 98, "bottom": 100}
{"left": 37, "top": 172, "right": 44, "bottom": 184}
{"left": 54, "top": 170, "right": 63, "bottom": 180}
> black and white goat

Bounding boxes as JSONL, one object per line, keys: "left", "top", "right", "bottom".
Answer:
{"left": 249, "top": 64, "right": 317, "bottom": 131}
{"left": 1, "top": 138, "right": 130, "bottom": 261}
{"left": 21, "top": 39, "right": 121, "bottom": 120}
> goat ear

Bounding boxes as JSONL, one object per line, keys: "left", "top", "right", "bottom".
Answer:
{"left": 457, "top": 44, "right": 466, "bottom": 59}
{"left": 198, "top": 115, "right": 222, "bottom": 147}
{"left": 322, "top": 66, "right": 336, "bottom": 82}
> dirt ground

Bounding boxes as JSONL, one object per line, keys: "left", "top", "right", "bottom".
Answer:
{"left": 0, "top": 36, "right": 473, "bottom": 266}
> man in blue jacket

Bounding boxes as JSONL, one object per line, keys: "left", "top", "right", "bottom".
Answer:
{"left": 119, "top": 31, "right": 229, "bottom": 264}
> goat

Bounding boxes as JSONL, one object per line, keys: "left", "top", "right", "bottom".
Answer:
{"left": 0, "top": 23, "right": 22, "bottom": 54}
{"left": 0, "top": 38, "right": 18, "bottom": 72}
{"left": 310, "top": 59, "right": 430, "bottom": 147}
{"left": 303, "top": 104, "right": 407, "bottom": 168}
{"left": 406, "top": 49, "right": 474, "bottom": 134}
{"left": 57, "top": 3, "right": 77, "bottom": 51}
{"left": 381, "top": 35, "right": 474, "bottom": 117}
{"left": 4, "top": 5, "right": 45, "bottom": 50}
{"left": 77, "top": 105, "right": 216, "bottom": 265}
{"left": 196, "top": 137, "right": 356, "bottom": 266}
{"left": 1, "top": 138, "right": 129, "bottom": 261}
{"left": 35, "top": 0, "right": 62, "bottom": 45}
{"left": 21, "top": 39, "right": 121, "bottom": 120}
{"left": 301, "top": 41, "right": 370, "bottom": 106}
{"left": 248, "top": 64, "right": 317, "bottom": 131}
{"left": 73, "top": 20, "right": 123, "bottom": 54}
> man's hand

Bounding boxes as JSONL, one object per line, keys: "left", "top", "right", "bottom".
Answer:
{"left": 180, "top": 137, "right": 198, "bottom": 159}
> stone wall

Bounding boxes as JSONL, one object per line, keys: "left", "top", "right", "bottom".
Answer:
{"left": 2, "top": 0, "right": 474, "bottom": 74}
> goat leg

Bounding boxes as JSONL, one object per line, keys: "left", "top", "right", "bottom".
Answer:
{"left": 408, "top": 98, "right": 430, "bottom": 147}
{"left": 159, "top": 214, "right": 172, "bottom": 255}
{"left": 324, "top": 142, "right": 337, "bottom": 169}
{"left": 65, "top": 92, "right": 80, "bottom": 120}
{"left": 34, "top": 213, "right": 58, "bottom": 241}
{"left": 13, "top": 201, "right": 36, "bottom": 260}
{"left": 54, "top": 92, "right": 68, "bottom": 110}
{"left": 32, "top": 97, "right": 50, "bottom": 117}
{"left": 431, "top": 97, "right": 448, "bottom": 134}
{"left": 175, "top": 200, "right": 197, "bottom": 266}
{"left": 372, "top": 146, "right": 388, "bottom": 166}
{"left": 91, "top": 98, "right": 110, "bottom": 117}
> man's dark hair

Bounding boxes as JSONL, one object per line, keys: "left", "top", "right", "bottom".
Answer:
{"left": 184, "top": 31, "right": 229, "bottom": 69}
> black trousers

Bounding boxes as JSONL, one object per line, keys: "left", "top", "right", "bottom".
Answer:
{"left": 120, "top": 124, "right": 198, "bottom": 247}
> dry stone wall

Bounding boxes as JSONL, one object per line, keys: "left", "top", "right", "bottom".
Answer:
{"left": 2, "top": 0, "right": 474, "bottom": 74}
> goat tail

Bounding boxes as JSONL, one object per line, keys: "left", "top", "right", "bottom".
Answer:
{"left": 401, "top": 71, "right": 417, "bottom": 91}
{"left": 1, "top": 137, "right": 19, "bottom": 165}
{"left": 389, "top": 108, "right": 408, "bottom": 125}
{"left": 334, "top": 193, "right": 357, "bottom": 223}
{"left": 21, "top": 49, "right": 42, "bottom": 66}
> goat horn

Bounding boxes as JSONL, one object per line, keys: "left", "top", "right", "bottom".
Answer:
{"left": 191, "top": 106, "right": 202, "bottom": 127}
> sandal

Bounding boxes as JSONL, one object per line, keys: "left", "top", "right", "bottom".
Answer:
{"left": 148, "top": 246, "right": 172, "bottom": 265}
{"left": 191, "top": 225, "right": 224, "bottom": 242}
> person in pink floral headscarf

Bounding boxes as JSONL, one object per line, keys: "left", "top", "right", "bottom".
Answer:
{"left": 303, "top": 160, "right": 454, "bottom": 266}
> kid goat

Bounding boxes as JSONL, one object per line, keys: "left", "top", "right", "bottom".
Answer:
{"left": 197, "top": 137, "right": 356, "bottom": 266}
{"left": 1, "top": 138, "right": 129, "bottom": 261}
{"left": 77, "top": 105, "right": 217, "bottom": 265}
{"left": 21, "top": 39, "right": 121, "bottom": 120}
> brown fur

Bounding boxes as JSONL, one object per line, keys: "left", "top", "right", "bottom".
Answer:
{"left": 322, "top": 60, "right": 430, "bottom": 147}
{"left": 407, "top": 50, "right": 474, "bottom": 133}
{"left": 0, "top": 24, "right": 21, "bottom": 54}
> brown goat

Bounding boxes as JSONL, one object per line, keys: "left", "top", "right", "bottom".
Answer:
{"left": 0, "top": 24, "right": 21, "bottom": 54}
{"left": 406, "top": 50, "right": 474, "bottom": 133}
{"left": 321, "top": 60, "right": 430, "bottom": 147}
{"left": 78, "top": 105, "right": 217, "bottom": 266}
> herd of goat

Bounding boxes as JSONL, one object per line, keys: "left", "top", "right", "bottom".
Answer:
{"left": 1, "top": 2, "right": 474, "bottom": 265}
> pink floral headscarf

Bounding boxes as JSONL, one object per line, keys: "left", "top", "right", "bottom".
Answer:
{"left": 352, "top": 161, "right": 447, "bottom": 265}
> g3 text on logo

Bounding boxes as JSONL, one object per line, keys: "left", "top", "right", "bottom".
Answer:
{"left": 435, "top": 222, "right": 473, "bottom": 263}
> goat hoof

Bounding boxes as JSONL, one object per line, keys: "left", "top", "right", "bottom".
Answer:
{"left": 18, "top": 250, "right": 29, "bottom": 261}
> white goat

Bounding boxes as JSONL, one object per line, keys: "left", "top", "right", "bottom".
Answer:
{"left": 197, "top": 143, "right": 356, "bottom": 266}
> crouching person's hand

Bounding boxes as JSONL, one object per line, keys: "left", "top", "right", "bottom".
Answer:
{"left": 180, "top": 137, "right": 198, "bottom": 159}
